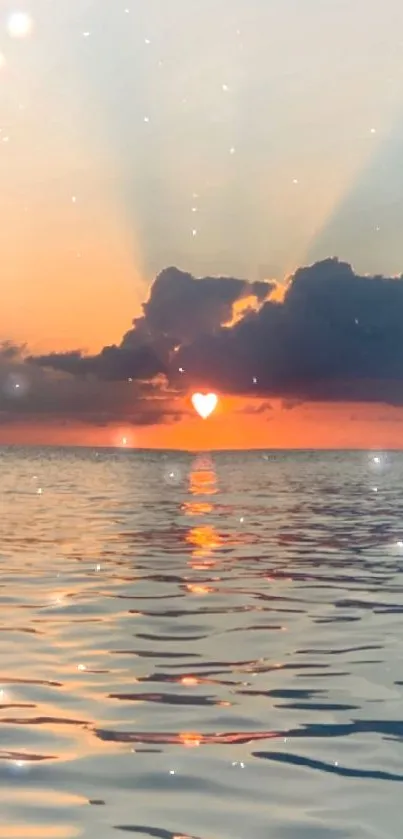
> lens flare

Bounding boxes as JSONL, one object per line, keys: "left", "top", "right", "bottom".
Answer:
{"left": 7, "top": 12, "right": 33, "bottom": 38}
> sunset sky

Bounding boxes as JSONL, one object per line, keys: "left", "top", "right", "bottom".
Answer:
{"left": 2, "top": 0, "right": 403, "bottom": 448}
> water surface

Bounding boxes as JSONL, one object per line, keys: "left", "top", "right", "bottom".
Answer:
{"left": 1, "top": 446, "right": 403, "bottom": 838}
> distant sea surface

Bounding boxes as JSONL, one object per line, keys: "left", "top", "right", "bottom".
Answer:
{"left": 1, "top": 446, "right": 403, "bottom": 839}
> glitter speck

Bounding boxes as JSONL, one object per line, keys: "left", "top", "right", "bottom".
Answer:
{"left": 143, "top": 116, "right": 150, "bottom": 123}
{"left": 78, "top": 664, "right": 86, "bottom": 671}
{"left": 192, "top": 229, "right": 197, "bottom": 237}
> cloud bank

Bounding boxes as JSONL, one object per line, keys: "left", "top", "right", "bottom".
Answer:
{"left": 3, "top": 258, "right": 403, "bottom": 427}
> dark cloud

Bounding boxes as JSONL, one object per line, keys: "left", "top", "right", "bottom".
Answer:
{"left": 30, "top": 267, "right": 273, "bottom": 381}
{"left": 4, "top": 257, "right": 403, "bottom": 428}
{"left": 132, "top": 266, "right": 271, "bottom": 343}
{"left": 176, "top": 258, "right": 403, "bottom": 404}
{"left": 0, "top": 345, "right": 177, "bottom": 426}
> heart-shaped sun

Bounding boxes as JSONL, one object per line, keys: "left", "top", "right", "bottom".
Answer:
{"left": 191, "top": 392, "right": 218, "bottom": 419}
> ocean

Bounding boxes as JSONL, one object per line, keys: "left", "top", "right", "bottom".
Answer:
{"left": 1, "top": 445, "right": 403, "bottom": 838}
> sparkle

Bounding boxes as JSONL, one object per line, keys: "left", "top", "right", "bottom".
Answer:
{"left": 372, "top": 486, "right": 378, "bottom": 492}
{"left": 169, "top": 769, "right": 175, "bottom": 775}
{"left": 7, "top": 12, "right": 33, "bottom": 39}
{"left": 240, "top": 517, "right": 244, "bottom": 523}
{"left": 2, "top": 136, "right": 9, "bottom": 143}
{"left": 222, "top": 83, "right": 229, "bottom": 91}
{"left": 95, "top": 563, "right": 101, "bottom": 572}
{"left": 373, "top": 456, "right": 380, "bottom": 464}
{"left": 78, "top": 664, "right": 86, "bottom": 671}
{"left": 229, "top": 146, "right": 236, "bottom": 154}
{"left": 191, "top": 207, "right": 198, "bottom": 213}
{"left": 122, "top": 437, "right": 127, "bottom": 445}
{"left": 179, "top": 367, "right": 184, "bottom": 373}
{"left": 253, "top": 377, "right": 257, "bottom": 384}
{"left": 53, "top": 595, "right": 64, "bottom": 606}
{"left": 82, "top": 31, "right": 90, "bottom": 38}
{"left": 192, "top": 229, "right": 197, "bottom": 236}
{"left": 71, "top": 195, "right": 77, "bottom": 203}
{"left": 143, "top": 116, "right": 150, "bottom": 123}
{"left": 164, "top": 465, "right": 182, "bottom": 485}
{"left": 292, "top": 178, "right": 299, "bottom": 184}
{"left": 370, "top": 127, "right": 376, "bottom": 134}
{"left": 144, "top": 38, "right": 151, "bottom": 44}
{"left": 37, "top": 487, "right": 43, "bottom": 495}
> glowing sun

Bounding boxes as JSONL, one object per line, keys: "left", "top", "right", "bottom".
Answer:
{"left": 191, "top": 392, "right": 218, "bottom": 419}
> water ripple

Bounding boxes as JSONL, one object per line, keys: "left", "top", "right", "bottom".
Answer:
{"left": 1, "top": 447, "right": 403, "bottom": 838}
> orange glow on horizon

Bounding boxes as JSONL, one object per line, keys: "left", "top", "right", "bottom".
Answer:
{"left": 2, "top": 398, "right": 403, "bottom": 450}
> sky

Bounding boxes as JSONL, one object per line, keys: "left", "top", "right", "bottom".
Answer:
{"left": 2, "top": 0, "right": 403, "bottom": 448}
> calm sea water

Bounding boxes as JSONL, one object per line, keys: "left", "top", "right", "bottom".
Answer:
{"left": 1, "top": 446, "right": 403, "bottom": 838}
